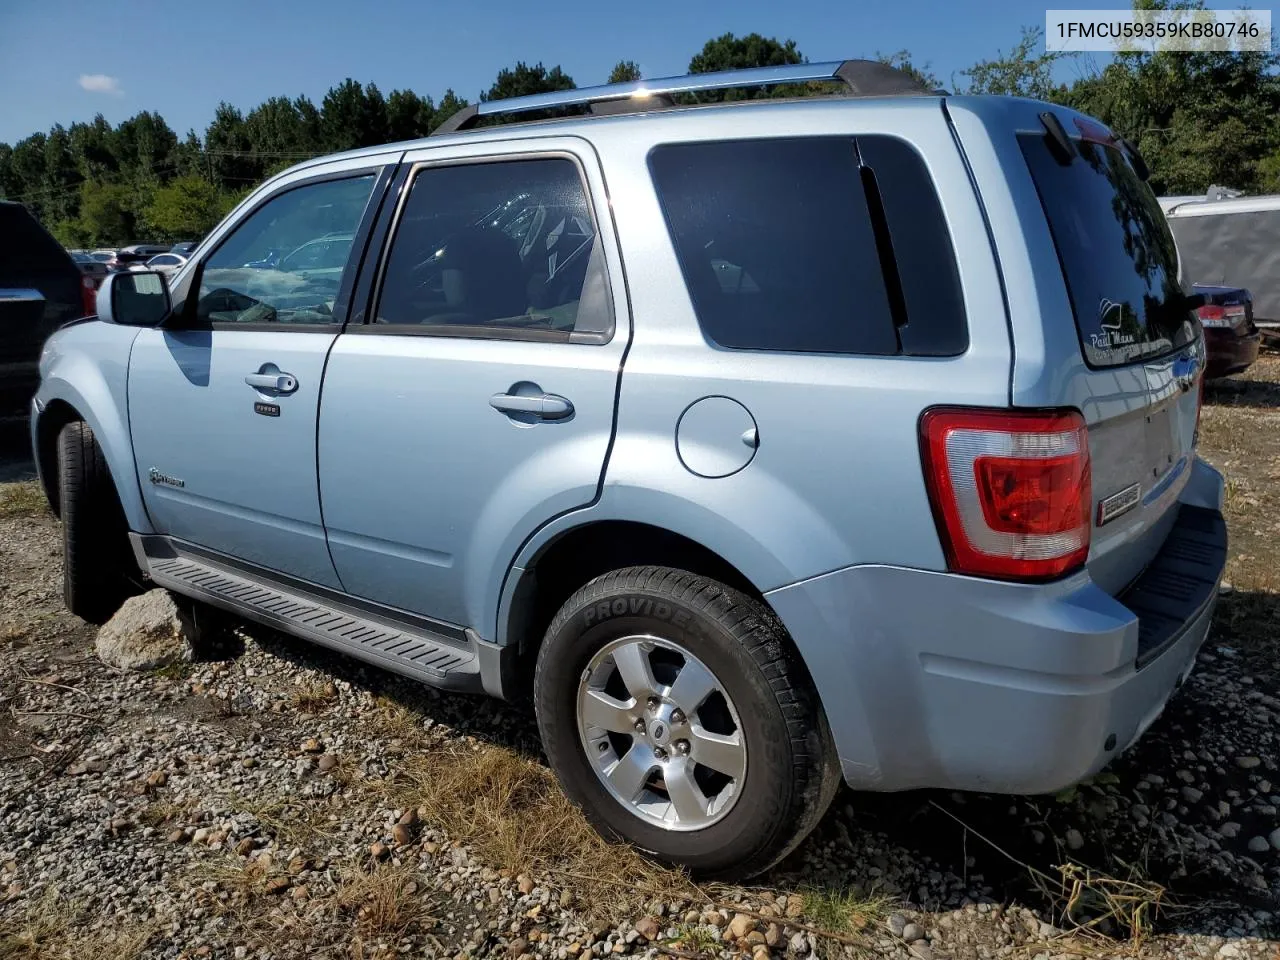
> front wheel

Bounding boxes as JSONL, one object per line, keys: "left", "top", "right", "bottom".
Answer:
{"left": 534, "top": 566, "right": 838, "bottom": 879}
{"left": 57, "top": 421, "right": 137, "bottom": 624}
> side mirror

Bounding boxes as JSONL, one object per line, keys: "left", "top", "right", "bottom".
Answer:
{"left": 97, "top": 270, "right": 171, "bottom": 327}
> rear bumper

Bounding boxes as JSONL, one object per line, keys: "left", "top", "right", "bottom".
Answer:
{"left": 767, "top": 457, "right": 1226, "bottom": 795}
{"left": 1204, "top": 327, "right": 1260, "bottom": 379}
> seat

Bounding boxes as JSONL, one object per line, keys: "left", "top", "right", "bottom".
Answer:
{"left": 425, "top": 227, "right": 528, "bottom": 326}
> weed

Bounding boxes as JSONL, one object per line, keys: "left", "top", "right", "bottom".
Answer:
{"left": 0, "top": 483, "right": 46, "bottom": 521}
{"left": 800, "top": 885, "right": 891, "bottom": 935}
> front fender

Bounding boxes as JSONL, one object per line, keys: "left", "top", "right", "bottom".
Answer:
{"left": 34, "top": 323, "right": 150, "bottom": 533}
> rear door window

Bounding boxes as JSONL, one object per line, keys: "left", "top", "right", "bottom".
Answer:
{"left": 373, "top": 157, "right": 611, "bottom": 340}
{"left": 648, "top": 136, "right": 968, "bottom": 356}
{"left": 1019, "top": 133, "right": 1196, "bottom": 367}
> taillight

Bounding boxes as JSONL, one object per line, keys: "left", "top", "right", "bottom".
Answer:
{"left": 80, "top": 276, "right": 96, "bottom": 317}
{"left": 920, "top": 408, "right": 1092, "bottom": 581}
{"left": 1196, "top": 304, "right": 1231, "bottom": 328}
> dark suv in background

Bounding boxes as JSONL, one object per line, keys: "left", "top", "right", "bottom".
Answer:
{"left": 0, "top": 202, "right": 92, "bottom": 419}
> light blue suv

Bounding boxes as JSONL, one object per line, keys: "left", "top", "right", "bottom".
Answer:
{"left": 31, "top": 61, "right": 1227, "bottom": 878}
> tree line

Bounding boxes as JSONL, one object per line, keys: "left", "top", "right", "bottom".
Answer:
{"left": 2, "top": 20, "right": 1277, "bottom": 248}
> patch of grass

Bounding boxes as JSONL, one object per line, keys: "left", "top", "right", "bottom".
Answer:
{"left": 137, "top": 798, "right": 195, "bottom": 828}
{"left": 225, "top": 794, "right": 335, "bottom": 850}
{"left": 801, "top": 886, "right": 892, "bottom": 935}
{"left": 0, "top": 886, "right": 160, "bottom": 959}
{"left": 666, "top": 922, "right": 720, "bottom": 954}
{"left": 151, "top": 661, "right": 193, "bottom": 683}
{"left": 1050, "top": 861, "right": 1166, "bottom": 943}
{"left": 0, "top": 483, "right": 46, "bottom": 520}
{"left": 291, "top": 682, "right": 337, "bottom": 714}
{"left": 335, "top": 862, "right": 434, "bottom": 940}
{"left": 379, "top": 739, "right": 695, "bottom": 920}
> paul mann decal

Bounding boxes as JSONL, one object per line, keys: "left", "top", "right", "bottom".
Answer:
{"left": 148, "top": 467, "right": 185, "bottom": 489}
{"left": 1090, "top": 297, "right": 1138, "bottom": 351}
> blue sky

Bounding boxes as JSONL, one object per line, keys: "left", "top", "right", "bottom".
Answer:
{"left": 0, "top": 0, "right": 1096, "bottom": 145}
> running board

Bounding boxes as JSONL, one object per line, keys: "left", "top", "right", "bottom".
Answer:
{"left": 133, "top": 536, "right": 482, "bottom": 692}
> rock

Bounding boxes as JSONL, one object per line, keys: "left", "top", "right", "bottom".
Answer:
{"left": 369, "top": 841, "right": 389, "bottom": 860}
{"left": 745, "top": 931, "right": 767, "bottom": 946}
{"left": 751, "top": 945, "right": 770, "bottom": 960}
{"left": 704, "top": 911, "right": 727, "bottom": 928}
{"left": 1220, "top": 822, "right": 1242, "bottom": 838}
{"left": 901, "top": 923, "right": 925, "bottom": 943}
{"left": 317, "top": 753, "right": 338, "bottom": 772}
{"left": 300, "top": 737, "right": 322, "bottom": 753}
{"left": 265, "top": 876, "right": 291, "bottom": 895}
{"left": 765, "top": 923, "right": 783, "bottom": 948}
{"left": 95, "top": 590, "right": 194, "bottom": 671}
{"left": 909, "top": 942, "right": 933, "bottom": 960}
{"left": 789, "top": 931, "right": 809, "bottom": 955}
{"left": 145, "top": 770, "right": 167, "bottom": 788}
{"left": 508, "top": 938, "right": 529, "bottom": 957}
{"left": 391, "top": 823, "right": 414, "bottom": 847}
{"left": 1064, "top": 829, "right": 1085, "bottom": 851}
{"left": 241, "top": 757, "right": 256, "bottom": 768}
{"left": 887, "top": 915, "right": 908, "bottom": 937}
{"left": 398, "top": 808, "right": 420, "bottom": 828}
{"left": 728, "top": 914, "right": 757, "bottom": 939}
{"left": 785, "top": 895, "right": 804, "bottom": 919}
{"left": 235, "top": 838, "right": 255, "bottom": 856}
{"left": 290, "top": 885, "right": 308, "bottom": 901}
{"left": 634, "top": 918, "right": 661, "bottom": 941}
{"left": 1181, "top": 786, "right": 1204, "bottom": 804}
{"left": 1235, "top": 756, "right": 1262, "bottom": 769}
{"left": 1269, "top": 827, "right": 1280, "bottom": 851}
{"left": 518, "top": 875, "right": 535, "bottom": 895}
{"left": 168, "top": 829, "right": 186, "bottom": 844}
{"left": 1246, "top": 836, "right": 1270, "bottom": 853}
{"left": 192, "top": 827, "right": 211, "bottom": 844}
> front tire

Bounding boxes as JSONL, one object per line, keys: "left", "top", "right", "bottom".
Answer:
{"left": 534, "top": 566, "right": 838, "bottom": 879}
{"left": 57, "top": 421, "right": 137, "bottom": 624}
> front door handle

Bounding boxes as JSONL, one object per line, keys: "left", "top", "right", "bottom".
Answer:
{"left": 245, "top": 371, "right": 298, "bottom": 394}
{"left": 489, "top": 391, "right": 574, "bottom": 421}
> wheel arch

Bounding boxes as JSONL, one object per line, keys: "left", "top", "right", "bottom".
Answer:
{"left": 35, "top": 379, "right": 150, "bottom": 533}
{"left": 499, "top": 518, "right": 769, "bottom": 677}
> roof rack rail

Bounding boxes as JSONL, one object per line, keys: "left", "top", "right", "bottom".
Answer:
{"left": 431, "top": 59, "right": 935, "bottom": 135}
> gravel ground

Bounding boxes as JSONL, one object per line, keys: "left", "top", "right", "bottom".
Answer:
{"left": 1, "top": 362, "right": 1278, "bottom": 960}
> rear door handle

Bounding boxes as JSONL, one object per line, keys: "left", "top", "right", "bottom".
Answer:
{"left": 245, "top": 372, "right": 298, "bottom": 394}
{"left": 489, "top": 391, "right": 574, "bottom": 421}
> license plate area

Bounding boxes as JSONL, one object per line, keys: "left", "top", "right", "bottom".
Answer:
{"left": 1144, "top": 405, "right": 1176, "bottom": 490}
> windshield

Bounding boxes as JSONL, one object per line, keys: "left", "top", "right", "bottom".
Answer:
{"left": 1020, "top": 132, "right": 1196, "bottom": 368}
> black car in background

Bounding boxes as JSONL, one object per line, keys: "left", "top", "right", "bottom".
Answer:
{"left": 1195, "top": 283, "right": 1262, "bottom": 379}
{"left": 0, "top": 202, "right": 92, "bottom": 419}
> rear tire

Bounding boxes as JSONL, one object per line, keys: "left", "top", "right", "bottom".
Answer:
{"left": 534, "top": 565, "right": 839, "bottom": 879}
{"left": 57, "top": 421, "right": 137, "bottom": 624}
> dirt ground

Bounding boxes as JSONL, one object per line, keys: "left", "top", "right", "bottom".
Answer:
{"left": 0, "top": 359, "right": 1277, "bottom": 960}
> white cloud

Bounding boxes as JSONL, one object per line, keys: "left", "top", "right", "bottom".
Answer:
{"left": 79, "top": 74, "right": 123, "bottom": 96}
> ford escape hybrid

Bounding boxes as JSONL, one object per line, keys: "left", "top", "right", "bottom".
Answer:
{"left": 31, "top": 61, "right": 1226, "bottom": 878}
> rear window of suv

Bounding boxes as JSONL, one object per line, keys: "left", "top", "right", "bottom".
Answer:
{"left": 1019, "top": 131, "right": 1197, "bottom": 368}
{"left": 649, "top": 136, "right": 967, "bottom": 357}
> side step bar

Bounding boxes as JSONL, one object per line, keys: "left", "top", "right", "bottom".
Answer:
{"left": 132, "top": 535, "right": 483, "bottom": 693}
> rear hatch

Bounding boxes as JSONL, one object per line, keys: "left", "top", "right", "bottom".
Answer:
{"left": 0, "top": 203, "right": 84, "bottom": 404}
{"left": 952, "top": 100, "right": 1203, "bottom": 595}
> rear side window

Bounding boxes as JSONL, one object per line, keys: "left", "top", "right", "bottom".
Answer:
{"left": 648, "top": 137, "right": 967, "bottom": 356}
{"left": 1020, "top": 133, "right": 1196, "bottom": 368}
